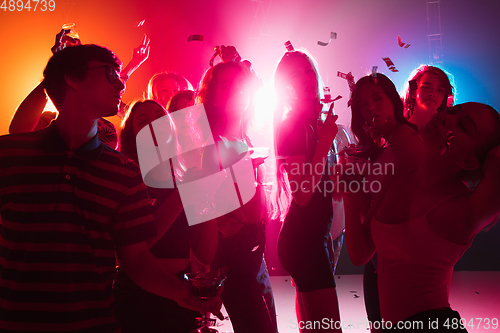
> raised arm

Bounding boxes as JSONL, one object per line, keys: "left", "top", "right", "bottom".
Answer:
{"left": 9, "top": 83, "right": 48, "bottom": 134}
{"left": 120, "top": 35, "right": 150, "bottom": 81}
{"left": 10, "top": 27, "right": 83, "bottom": 134}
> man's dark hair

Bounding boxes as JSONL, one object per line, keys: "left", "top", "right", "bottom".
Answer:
{"left": 42, "top": 44, "right": 121, "bottom": 110}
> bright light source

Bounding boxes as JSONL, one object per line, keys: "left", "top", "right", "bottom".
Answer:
{"left": 253, "top": 82, "right": 277, "bottom": 129}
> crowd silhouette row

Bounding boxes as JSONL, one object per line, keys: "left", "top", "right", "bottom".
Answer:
{"left": 0, "top": 29, "right": 499, "bottom": 333}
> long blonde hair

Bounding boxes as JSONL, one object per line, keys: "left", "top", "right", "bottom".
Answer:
{"left": 269, "top": 50, "right": 324, "bottom": 221}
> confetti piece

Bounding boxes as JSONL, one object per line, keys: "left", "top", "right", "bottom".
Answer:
{"left": 318, "top": 31, "right": 337, "bottom": 46}
{"left": 397, "top": 35, "right": 404, "bottom": 47}
{"left": 397, "top": 35, "right": 410, "bottom": 48}
{"left": 187, "top": 34, "right": 204, "bottom": 42}
{"left": 337, "top": 71, "right": 351, "bottom": 80}
{"left": 284, "top": 40, "right": 294, "bottom": 51}
{"left": 382, "top": 57, "right": 395, "bottom": 67}
{"left": 475, "top": 291, "right": 480, "bottom": 294}
{"left": 354, "top": 294, "right": 360, "bottom": 298}
{"left": 337, "top": 71, "right": 356, "bottom": 91}
{"left": 372, "top": 66, "right": 378, "bottom": 83}
{"left": 350, "top": 291, "right": 357, "bottom": 293}
{"left": 382, "top": 57, "right": 399, "bottom": 72}
{"left": 136, "top": 19, "right": 145, "bottom": 28}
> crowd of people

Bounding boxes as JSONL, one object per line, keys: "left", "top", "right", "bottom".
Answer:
{"left": 0, "top": 27, "right": 499, "bottom": 333}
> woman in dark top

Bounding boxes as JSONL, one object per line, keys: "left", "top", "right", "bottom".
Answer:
{"left": 346, "top": 73, "right": 421, "bottom": 332}
{"left": 270, "top": 50, "right": 341, "bottom": 332}
{"left": 346, "top": 103, "right": 500, "bottom": 331}
{"left": 114, "top": 99, "right": 219, "bottom": 333}
{"left": 196, "top": 46, "right": 278, "bottom": 333}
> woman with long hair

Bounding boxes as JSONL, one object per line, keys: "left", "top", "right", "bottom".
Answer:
{"left": 402, "top": 65, "right": 454, "bottom": 129}
{"left": 346, "top": 73, "right": 423, "bottom": 331}
{"left": 345, "top": 102, "right": 500, "bottom": 331}
{"left": 114, "top": 99, "right": 220, "bottom": 333}
{"left": 147, "top": 72, "right": 193, "bottom": 109}
{"left": 197, "top": 49, "right": 278, "bottom": 333}
{"left": 271, "top": 50, "right": 341, "bottom": 332}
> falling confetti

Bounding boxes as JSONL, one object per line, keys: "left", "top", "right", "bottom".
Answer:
{"left": 337, "top": 71, "right": 352, "bottom": 80}
{"left": 397, "top": 35, "right": 410, "bottom": 48}
{"left": 136, "top": 19, "right": 145, "bottom": 28}
{"left": 187, "top": 34, "right": 204, "bottom": 42}
{"left": 318, "top": 31, "right": 337, "bottom": 46}
{"left": 284, "top": 40, "right": 294, "bottom": 51}
{"left": 372, "top": 66, "right": 378, "bottom": 83}
{"left": 382, "top": 57, "right": 399, "bottom": 72}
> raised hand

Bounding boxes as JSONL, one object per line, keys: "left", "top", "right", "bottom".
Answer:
{"left": 317, "top": 103, "right": 339, "bottom": 144}
{"left": 131, "top": 34, "right": 151, "bottom": 68}
{"left": 218, "top": 45, "right": 241, "bottom": 63}
{"left": 121, "top": 35, "right": 151, "bottom": 80}
{"left": 50, "top": 28, "right": 81, "bottom": 54}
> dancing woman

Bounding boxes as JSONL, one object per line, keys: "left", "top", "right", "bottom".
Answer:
{"left": 196, "top": 46, "right": 278, "bottom": 333}
{"left": 345, "top": 73, "right": 422, "bottom": 331}
{"left": 115, "top": 100, "right": 220, "bottom": 333}
{"left": 271, "top": 50, "right": 341, "bottom": 332}
{"left": 346, "top": 102, "right": 500, "bottom": 331}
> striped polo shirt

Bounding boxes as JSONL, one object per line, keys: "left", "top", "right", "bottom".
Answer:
{"left": 0, "top": 123, "right": 156, "bottom": 332}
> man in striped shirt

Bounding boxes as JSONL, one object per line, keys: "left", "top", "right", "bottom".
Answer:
{"left": 0, "top": 44, "right": 220, "bottom": 332}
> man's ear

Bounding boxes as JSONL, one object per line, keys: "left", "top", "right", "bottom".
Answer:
{"left": 457, "top": 154, "right": 479, "bottom": 171}
{"left": 64, "top": 74, "right": 80, "bottom": 90}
